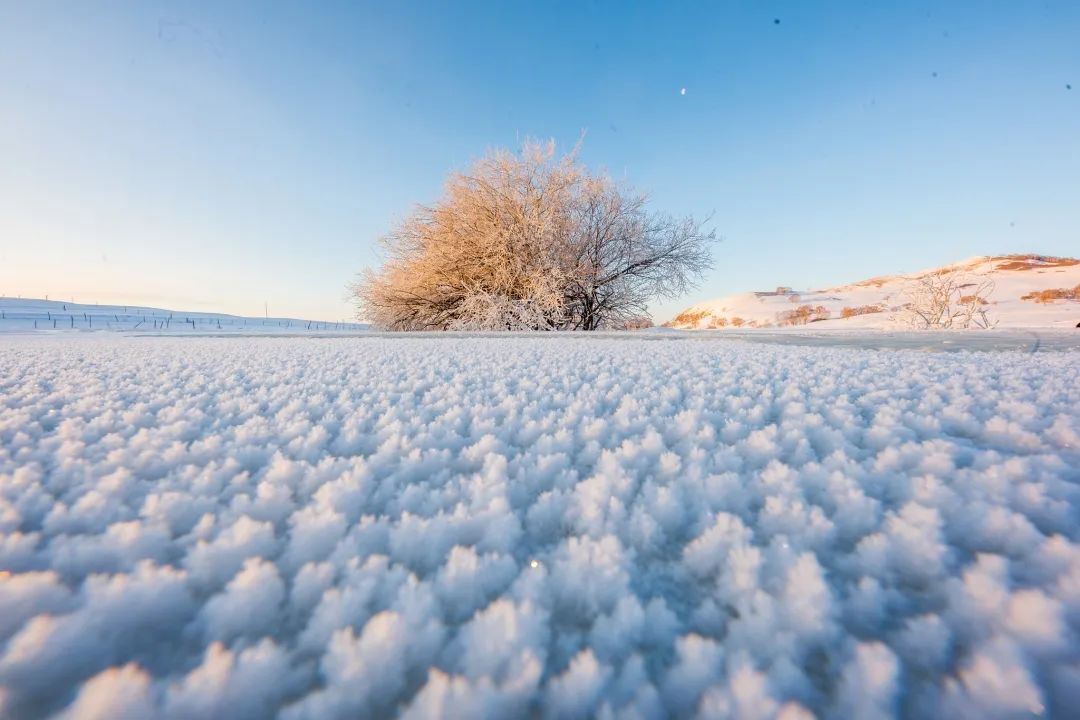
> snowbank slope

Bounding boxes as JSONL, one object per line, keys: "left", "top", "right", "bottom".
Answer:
{"left": 669, "top": 254, "right": 1080, "bottom": 330}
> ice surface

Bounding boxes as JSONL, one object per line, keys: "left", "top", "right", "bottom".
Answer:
{"left": 1, "top": 334, "right": 1078, "bottom": 718}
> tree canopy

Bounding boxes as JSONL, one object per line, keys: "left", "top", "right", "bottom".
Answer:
{"left": 353, "top": 141, "right": 715, "bottom": 330}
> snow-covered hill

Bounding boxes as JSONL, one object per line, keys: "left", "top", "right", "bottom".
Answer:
{"left": 667, "top": 254, "right": 1080, "bottom": 330}
{"left": 0, "top": 297, "right": 368, "bottom": 334}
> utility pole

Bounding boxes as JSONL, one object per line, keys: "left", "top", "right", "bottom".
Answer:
{"left": 264, "top": 301, "right": 268, "bottom": 319}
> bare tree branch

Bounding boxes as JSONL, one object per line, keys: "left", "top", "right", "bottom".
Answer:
{"left": 896, "top": 272, "right": 998, "bottom": 329}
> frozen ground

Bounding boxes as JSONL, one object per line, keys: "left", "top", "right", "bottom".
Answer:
{"left": 651, "top": 328, "right": 1080, "bottom": 353}
{"left": 1, "top": 334, "right": 1078, "bottom": 719}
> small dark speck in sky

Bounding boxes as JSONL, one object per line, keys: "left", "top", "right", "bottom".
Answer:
{"left": 773, "top": 18, "right": 780, "bottom": 25}
{"left": 1068, "top": 84, "right": 1073, "bottom": 90}
{"left": 932, "top": 72, "right": 938, "bottom": 78}
{"left": 609, "top": 123, "right": 618, "bottom": 133}
{"left": 1010, "top": 221, "right": 1016, "bottom": 228}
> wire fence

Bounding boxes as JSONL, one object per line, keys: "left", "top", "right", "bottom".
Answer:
{"left": 0, "top": 307, "right": 367, "bottom": 333}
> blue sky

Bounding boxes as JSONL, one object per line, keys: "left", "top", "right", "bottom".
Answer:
{"left": 1, "top": 1, "right": 1077, "bottom": 322}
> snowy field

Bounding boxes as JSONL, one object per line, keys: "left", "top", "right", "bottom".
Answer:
{"left": 1, "top": 334, "right": 1079, "bottom": 719}
{"left": 0, "top": 297, "right": 368, "bottom": 334}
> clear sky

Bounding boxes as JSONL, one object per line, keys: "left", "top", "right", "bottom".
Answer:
{"left": 1, "top": 1, "right": 1077, "bottom": 322}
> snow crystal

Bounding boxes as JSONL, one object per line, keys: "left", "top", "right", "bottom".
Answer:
{"left": 0, "top": 334, "right": 1078, "bottom": 718}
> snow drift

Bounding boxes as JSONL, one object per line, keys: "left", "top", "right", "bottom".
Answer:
{"left": 1, "top": 335, "right": 1078, "bottom": 718}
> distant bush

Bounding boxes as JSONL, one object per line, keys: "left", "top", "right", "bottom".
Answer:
{"left": 840, "top": 304, "right": 885, "bottom": 319}
{"left": 620, "top": 317, "right": 654, "bottom": 330}
{"left": 707, "top": 317, "right": 728, "bottom": 328}
{"left": 777, "top": 304, "right": 830, "bottom": 326}
{"left": 1021, "top": 285, "right": 1080, "bottom": 304}
{"left": 957, "top": 295, "right": 989, "bottom": 306}
{"left": 898, "top": 272, "right": 996, "bottom": 329}
{"left": 731, "top": 317, "right": 746, "bottom": 327}
{"left": 667, "top": 309, "right": 709, "bottom": 327}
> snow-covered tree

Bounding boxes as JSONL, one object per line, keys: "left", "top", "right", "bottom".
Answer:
{"left": 897, "top": 272, "right": 997, "bottom": 329}
{"left": 352, "top": 141, "right": 714, "bottom": 330}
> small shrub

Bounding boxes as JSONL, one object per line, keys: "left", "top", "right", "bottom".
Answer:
{"left": 840, "top": 305, "right": 885, "bottom": 319}
{"left": 1021, "top": 285, "right": 1080, "bottom": 304}
{"left": 667, "top": 309, "right": 710, "bottom": 327}
{"left": 897, "top": 272, "right": 996, "bottom": 329}
{"left": 777, "top": 304, "right": 830, "bottom": 326}
{"left": 620, "top": 317, "right": 654, "bottom": 330}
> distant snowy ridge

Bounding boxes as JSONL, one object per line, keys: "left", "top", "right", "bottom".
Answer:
{"left": 0, "top": 297, "right": 368, "bottom": 334}
{"left": 668, "top": 254, "right": 1080, "bottom": 330}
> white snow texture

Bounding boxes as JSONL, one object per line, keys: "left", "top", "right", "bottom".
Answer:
{"left": 1, "top": 335, "right": 1078, "bottom": 719}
